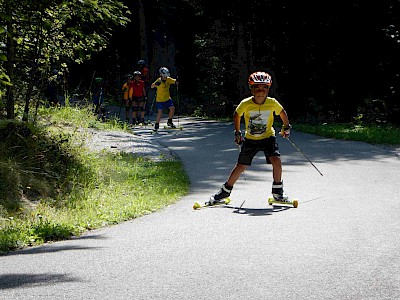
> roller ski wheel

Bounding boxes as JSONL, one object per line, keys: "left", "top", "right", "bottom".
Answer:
{"left": 193, "top": 197, "right": 231, "bottom": 210}
{"left": 268, "top": 196, "right": 299, "bottom": 208}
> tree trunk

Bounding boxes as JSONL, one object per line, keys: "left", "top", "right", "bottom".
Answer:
{"left": 22, "top": 79, "right": 35, "bottom": 121}
{"left": 138, "top": 0, "right": 147, "bottom": 63}
{"left": 5, "top": 0, "right": 15, "bottom": 119}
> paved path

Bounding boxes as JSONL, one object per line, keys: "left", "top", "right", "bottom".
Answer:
{"left": 1, "top": 116, "right": 399, "bottom": 299}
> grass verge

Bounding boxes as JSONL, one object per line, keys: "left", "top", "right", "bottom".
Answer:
{"left": 0, "top": 104, "right": 189, "bottom": 254}
{"left": 293, "top": 123, "right": 400, "bottom": 145}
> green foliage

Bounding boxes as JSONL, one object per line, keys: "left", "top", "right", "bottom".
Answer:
{"left": 0, "top": 0, "right": 131, "bottom": 119}
{"left": 294, "top": 123, "right": 400, "bottom": 145}
{"left": 0, "top": 120, "right": 86, "bottom": 211}
{"left": 0, "top": 24, "right": 11, "bottom": 100}
{"left": 0, "top": 105, "right": 189, "bottom": 254}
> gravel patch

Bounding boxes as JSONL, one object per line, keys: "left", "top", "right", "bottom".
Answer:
{"left": 81, "top": 128, "right": 176, "bottom": 161}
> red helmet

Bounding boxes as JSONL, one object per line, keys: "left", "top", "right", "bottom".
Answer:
{"left": 248, "top": 71, "right": 272, "bottom": 88}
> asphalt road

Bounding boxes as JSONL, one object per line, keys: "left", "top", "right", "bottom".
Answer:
{"left": 1, "top": 116, "right": 400, "bottom": 300}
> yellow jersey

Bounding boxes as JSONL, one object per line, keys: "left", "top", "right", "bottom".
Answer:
{"left": 122, "top": 82, "right": 133, "bottom": 100}
{"left": 236, "top": 96, "right": 283, "bottom": 140}
{"left": 153, "top": 77, "right": 176, "bottom": 102}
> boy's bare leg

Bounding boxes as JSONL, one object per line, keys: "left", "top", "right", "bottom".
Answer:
{"left": 125, "top": 100, "right": 130, "bottom": 122}
{"left": 132, "top": 111, "right": 137, "bottom": 122}
{"left": 168, "top": 106, "right": 175, "bottom": 119}
{"left": 132, "top": 101, "right": 138, "bottom": 122}
{"left": 226, "top": 163, "right": 247, "bottom": 187}
{"left": 140, "top": 103, "right": 145, "bottom": 121}
{"left": 156, "top": 109, "right": 163, "bottom": 123}
{"left": 268, "top": 156, "right": 283, "bottom": 183}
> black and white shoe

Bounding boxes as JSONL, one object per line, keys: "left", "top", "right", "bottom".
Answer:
{"left": 210, "top": 183, "right": 232, "bottom": 204}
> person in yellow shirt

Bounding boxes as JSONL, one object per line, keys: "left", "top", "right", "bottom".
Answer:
{"left": 150, "top": 67, "right": 178, "bottom": 131}
{"left": 210, "top": 71, "right": 292, "bottom": 204}
{"left": 121, "top": 74, "right": 134, "bottom": 123}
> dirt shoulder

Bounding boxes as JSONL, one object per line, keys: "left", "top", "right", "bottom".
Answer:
{"left": 81, "top": 128, "right": 176, "bottom": 161}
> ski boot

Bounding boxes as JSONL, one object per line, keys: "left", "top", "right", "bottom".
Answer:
{"left": 208, "top": 183, "right": 233, "bottom": 205}
{"left": 167, "top": 119, "right": 176, "bottom": 128}
{"left": 272, "top": 181, "right": 289, "bottom": 202}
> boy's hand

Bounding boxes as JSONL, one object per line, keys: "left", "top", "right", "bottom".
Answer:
{"left": 281, "top": 124, "right": 292, "bottom": 138}
{"left": 234, "top": 130, "right": 243, "bottom": 145}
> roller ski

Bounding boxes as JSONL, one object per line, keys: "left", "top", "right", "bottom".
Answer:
{"left": 268, "top": 196, "right": 299, "bottom": 208}
{"left": 164, "top": 121, "right": 183, "bottom": 130}
{"left": 267, "top": 181, "right": 298, "bottom": 208}
{"left": 193, "top": 183, "right": 232, "bottom": 210}
{"left": 193, "top": 197, "right": 231, "bottom": 210}
{"left": 164, "top": 125, "right": 183, "bottom": 130}
{"left": 150, "top": 122, "right": 160, "bottom": 134}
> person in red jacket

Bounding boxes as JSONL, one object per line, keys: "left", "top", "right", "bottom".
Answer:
{"left": 137, "top": 60, "right": 150, "bottom": 86}
{"left": 131, "top": 71, "right": 147, "bottom": 125}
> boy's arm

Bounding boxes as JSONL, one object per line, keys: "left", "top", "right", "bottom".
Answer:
{"left": 279, "top": 109, "right": 290, "bottom": 127}
{"left": 233, "top": 112, "right": 243, "bottom": 145}
{"left": 142, "top": 86, "right": 146, "bottom": 97}
{"left": 151, "top": 79, "right": 160, "bottom": 89}
{"left": 233, "top": 112, "right": 241, "bottom": 132}
{"left": 279, "top": 109, "right": 292, "bottom": 138}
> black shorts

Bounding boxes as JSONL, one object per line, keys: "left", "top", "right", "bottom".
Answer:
{"left": 238, "top": 136, "right": 280, "bottom": 165}
{"left": 132, "top": 96, "right": 145, "bottom": 103}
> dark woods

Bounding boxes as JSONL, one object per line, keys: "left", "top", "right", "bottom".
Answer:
{"left": 2, "top": 0, "right": 400, "bottom": 125}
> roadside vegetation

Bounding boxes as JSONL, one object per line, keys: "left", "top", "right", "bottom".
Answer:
{"left": 0, "top": 105, "right": 189, "bottom": 254}
{"left": 294, "top": 122, "right": 400, "bottom": 145}
{"left": 1, "top": 103, "right": 399, "bottom": 254}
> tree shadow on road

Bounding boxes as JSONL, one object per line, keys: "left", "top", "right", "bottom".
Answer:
{"left": 0, "top": 273, "right": 81, "bottom": 290}
{"left": 2, "top": 234, "right": 106, "bottom": 257}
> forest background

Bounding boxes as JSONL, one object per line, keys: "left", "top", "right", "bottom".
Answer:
{"left": 0, "top": 0, "right": 400, "bottom": 124}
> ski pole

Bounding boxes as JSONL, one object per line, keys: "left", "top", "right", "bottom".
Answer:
{"left": 118, "top": 93, "right": 124, "bottom": 118}
{"left": 176, "top": 76, "right": 180, "bottom": 127}
{"left": 146, "top": 90, "right": 157, "bottom": 125}
{"left": 286, "top": 136, "right": 323, "bottom": 176}
{"left": 238, "top": 135, "right": 246, "bottom": 180}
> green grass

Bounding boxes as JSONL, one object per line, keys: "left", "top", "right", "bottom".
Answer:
{"left": 0, "top": 103, "right": 189, "bottom": 254}
{"left": 294, "top": 123, "right": 400, "bottom": 145}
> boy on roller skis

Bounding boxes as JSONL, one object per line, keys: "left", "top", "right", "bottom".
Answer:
{"left": 150, "top": 67, "right": 178, "bottom": 131}
{"left": 210, "top": 71, "right": 292, "bottom": 204}
{"left": 131, "top": 71, "right": 147, "bottom": 125}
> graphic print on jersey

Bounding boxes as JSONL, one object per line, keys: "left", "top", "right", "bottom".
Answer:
{"left": 248, "top": 110, "right": 271, "bottom": 136}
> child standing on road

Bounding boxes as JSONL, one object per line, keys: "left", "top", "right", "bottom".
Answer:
{"left": 92, "top": 77, "right": 106, "bottom": 121}
{"left": 136, "top": 59, "right": 150, "bottom": 92}
{"left": 150, "top": 67, "right": 178, "bottom": 131}
{"left": 131, "top": 71, "right": 147, "bottom": 125}
{"left": 121, "top": 74, "right": 134, "bottom": 123}
{"left": 210, "top": 71, "right": 292, "bottom": 204}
